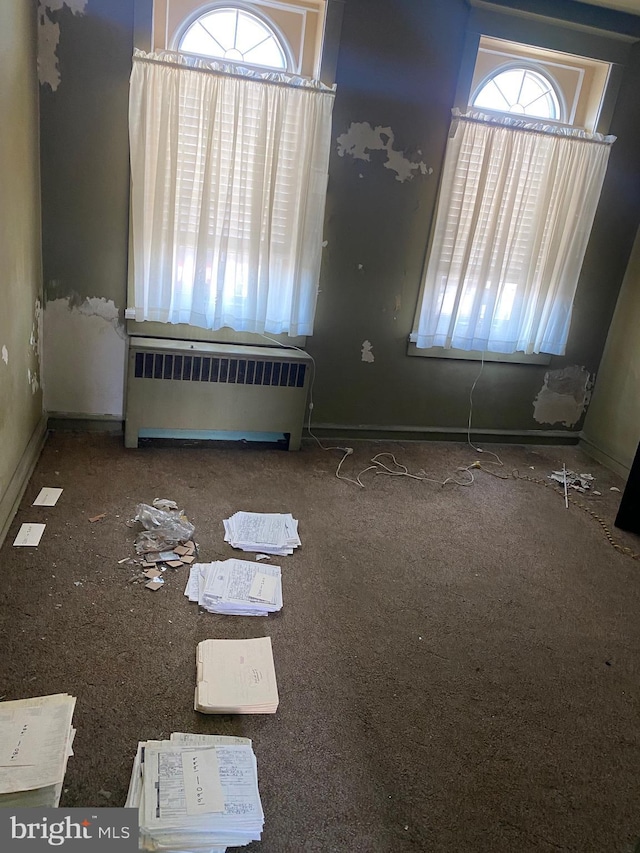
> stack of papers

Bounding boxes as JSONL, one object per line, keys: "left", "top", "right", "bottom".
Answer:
{"left": 0, "top": 693, "right": 76, "bottom": 808}
{"left": 185, "top": 559, "right": 283, "bottom": 616}
{"left": 223, "top": 511, "right": 301, "bottom": 555}
{"left": 126, "top": 732, "right": 264, "bottom": 852}
{"left": 196, "top": 638, "right": 279, "bottom": 714}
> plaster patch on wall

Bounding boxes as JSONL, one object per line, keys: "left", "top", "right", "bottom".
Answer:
{"left": 533, "top": 365, "right": 593, "bottom": 428}
{"left": 37, "top": 0, "right": 88, "bottom": 91}
{"left": 43, "top": 296, "right": 127, "bottom": 416}
{"left": 361, "top": 340, "right": 375, "bottom": 363}
{"left": 1, "top": 346, "right": 7, "bottom": 366}
{"left": 336, "top": 122, "right": 431, "bottom": 183}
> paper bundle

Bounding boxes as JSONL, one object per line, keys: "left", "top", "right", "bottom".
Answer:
{"left": 195, "top": 637, "right": 279, "bottom": 714}
{"left": 185, "top": 559, "right": 283, "bottom": 616}
{"left": 223, "top": 511, "right": 300, "bottom": 555}
{"left": 0, "top": 693, "right": 76, "bottom": 808}
{"left": 126, "top": 732, "right": 264, "bottom": 853}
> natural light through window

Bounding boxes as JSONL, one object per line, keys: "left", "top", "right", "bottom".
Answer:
{"left": 179, "top": 7, "right": 288, "bottom": 70}
{"left": 473, "top": 67, "right": 561, "bottom": 121}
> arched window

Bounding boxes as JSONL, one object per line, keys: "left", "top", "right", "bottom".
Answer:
{"left": 472, "top": 66, "right": 562, "bottom": 122}
{"left": 178, "top": 7, "right": 289, "bottom": 71}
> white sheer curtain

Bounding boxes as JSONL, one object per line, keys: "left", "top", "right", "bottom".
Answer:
{"left": 128, "top": 50, "right": 335, "bottom": 336}
{"left": 412, "top": 109, "right": 615, "bottom": 355}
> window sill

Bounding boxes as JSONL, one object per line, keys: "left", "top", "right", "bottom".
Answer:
{"left": 125, "top": 314, "right": 307, "bottom": 348}
{"left": 406, "top": 341, "right": 551, "bottom": 366}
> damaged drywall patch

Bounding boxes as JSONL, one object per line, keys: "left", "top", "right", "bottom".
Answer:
{"left": 43, "top": 296, "right": 127, "bottom": 416}
{"left": 1, "top": 346, "right": 8, "bottom": 366}
{"left": 37, "top": 0, "right": 88, "bottom": 91}
{"left": 361, "top": 340, "right": 375, "bottom": 363}
{"left": 533, "top": 365, "right": 593, "bottom": 428}
{"left": 336, "top": 122, "right": 433, "bottom": 183}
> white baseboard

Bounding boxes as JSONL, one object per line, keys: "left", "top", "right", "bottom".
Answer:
{"left": 0, "top": 414, "right": 49, "bottom": 549}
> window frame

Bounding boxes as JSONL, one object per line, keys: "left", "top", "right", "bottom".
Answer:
{"left": 471, "top": 62, "right": 564, "bottom": 123}
{"left": 173, "top": 3, "right": 295, "bottom": 73}
{"left": 408, "top": 4, "right": 630, "bottom": 365}
{"left": 128, "top": 0, "right": 344, "bottom": 347}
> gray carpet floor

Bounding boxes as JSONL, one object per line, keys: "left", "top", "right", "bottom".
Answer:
{"left": 1, "top": 431, "right": 639, "bottom": 853}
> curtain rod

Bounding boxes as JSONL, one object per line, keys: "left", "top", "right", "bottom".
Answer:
{"left": 133, "top": 53, "right": 336, "bottom": 95}
{"left": 453, "top": 111, "right": 615, "bottom": 146}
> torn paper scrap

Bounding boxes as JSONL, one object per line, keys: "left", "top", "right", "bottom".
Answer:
{"left": 549, "top": 470, "right": 594, "bottom": 492}
{"left": 144, "top": 569, "right": 162, "bottom": 579}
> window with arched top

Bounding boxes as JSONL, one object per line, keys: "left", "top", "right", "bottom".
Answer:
{"left": 178, "top": 7, "right": 290, "bottom": 71}
{"left": 472, "top": 66, "right": 562, "bottom": 122}
{"left": 410, "top": 33, "right": 616, "bottom": 361}
{"left": 129, "top": 2, "right": 338, "bottom": 341}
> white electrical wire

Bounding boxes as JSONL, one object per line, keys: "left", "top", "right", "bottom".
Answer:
{"left": 363, "top": 452, "right": 475, "bottom": 487}
{"left": 259, "top": 334, "right": 363, "bottom": 486}
{"left": 466, "top": 352, "right": 504, "bottom": 470}
{"left": 259, "top": 335, "right": 507, "bottom": 489}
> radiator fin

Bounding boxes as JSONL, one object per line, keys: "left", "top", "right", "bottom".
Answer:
{"left": 134, "top": 351, "right": 306, "bottom": 388}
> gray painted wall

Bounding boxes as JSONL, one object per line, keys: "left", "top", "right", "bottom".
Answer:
{"left": 582, "top": 227, "right": 640, "bottom": 475}
{"left": 37, "top": 0, "right": 640, "bottom": 440}
{"left": 310, "top": 0, "right": 640, "bottom": 438}
{"left": 39, "top": 0, "right": 132, "bottom": 417}
{"left": 0, "top": 0, "right": 45, "bottom": 540}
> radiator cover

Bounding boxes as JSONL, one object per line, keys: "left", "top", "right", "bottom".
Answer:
{"left": 125, "top": 337, "right": 312, "bottom": 450}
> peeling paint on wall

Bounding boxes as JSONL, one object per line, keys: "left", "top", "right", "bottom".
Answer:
{"left": 43, "top": 296, "right": 127, "bottom": 416}
{"left": 76, "top": 296, "right": 127, "bottom": 335}
{"left": 30, "top": 299, "right": 42, "bottom": 358}
{"left": 533, "top": 365, "right": 593, "bottom": 428}
{"left": 336, "top": 122, "right": 433, "bottom": 183}
{"left": 37, "top": 0, "right": 88, "bottom": 91}
{"left": 361, "top": 340, "right": 375, "bottom": 363}
{"left": 27, "top": 299, "right": 42, "bottom": 395}
{"left": 1, "top": 346, "right": 7, "bottom": 366}
{"left": 27, "top": 368, "right": 40, "bottom": 394}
